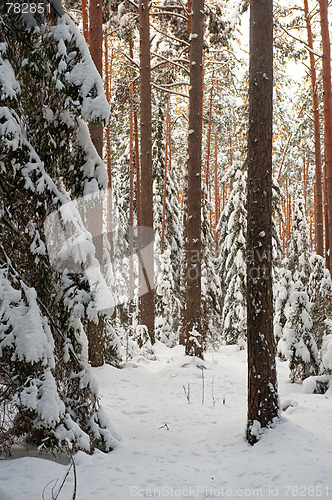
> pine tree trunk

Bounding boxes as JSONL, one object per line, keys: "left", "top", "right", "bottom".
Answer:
{"left": 214, "top": 132, "right": 219, "bottom": 256}
{"left": 205, "top": 84, "right": 213, "bottom": 194}
{"left": 105, "top": 37, "right": 112, "bottom": 189}
{"left": 105, "top": 36, "right": 114, "bottom": 265}
{"left": 161, "top": 95, "right": 171, "bottom": 254}
{"left": 129, "top": 108, "right": 134, "bottom": 312}
{"left": 304, "top": 0, "right": 324, "bottom": 257}
{"left": 319, "top": 0, "right": 332, "bottom": 271}
{"left": 246, "top": 0, "right": 279, "bottom": 445}
{"left": 82, "top": 0, "right": 89, "bottom": 43}
{"left": 139, "top": 0, "right": 155, "bottom": 343}
{"left": 183, "top": 0, "right": 204, "bottom": 358}
{"left": 89, "top": 0, "right": 103, "bottom": 159}
{"left": 87, "top": 0, "right": 104, "bottom": 367}
{"left": 129, "top": 39, "right": 141, "bottom": 228}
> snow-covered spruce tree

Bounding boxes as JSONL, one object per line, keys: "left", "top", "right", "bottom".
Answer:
{"left": 218, "top": 167, "right": 282, "bottom": 347}
{"left": 0, "top": 7, "right": 117, "bottom": 453}
{"left": 201, "top": 189, "right": 223, "bottom": 349}
{"left": 155, "top": 249, "right": 179, "bottom": 346}
{"left": 307, "top": 254, "right": 332, "bottom": 350}
{"left": 286, "top": 197, "right": 311, "bottom": 285}
{"left": 276, "top": 198, "right": 327, "bottom": 382}
{"left": 218, "top": 169, "right": 247, "bottom": 345}
{"left": 152, "top": 93, "right": 182, "bottom": 344}
{"left": 278, "top": 281, "right": 319, "bottom": 382}
{"left": 273, "top": 265, "right": 294, "bottom": 349}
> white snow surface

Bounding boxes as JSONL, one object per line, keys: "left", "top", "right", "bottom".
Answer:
{"left": 1, "top": 343, "right": 332, "bottom": 499}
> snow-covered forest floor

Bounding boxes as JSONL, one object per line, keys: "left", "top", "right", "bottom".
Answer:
{"left": 1, "top": 342, "right": 332, "bottom": 500}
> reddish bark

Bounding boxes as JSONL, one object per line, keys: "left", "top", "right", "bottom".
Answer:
{"left": 214, "top": 132, "right": 219, "bottom": 256}
{"left": 82, "top": 0, "right": 89, "bottom": 43}
{"left": 89, "top": 0, "right": 103, "bottom": 158}
{"left": 87, "top": 0, "right": 104, "bottom": 367}
{"left": 304, "top": 0, "right": 324, "bottom": 257}
{"left": 319, "top": 0, "right": 332, "bottom": 271}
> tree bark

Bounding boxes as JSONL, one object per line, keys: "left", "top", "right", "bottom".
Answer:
{"left": 82, "top": 0, "right": 89, "bottom": 43}
{"left": 139, "top": 0, "right": 155, "bottom": 343}
{"left": 89, "top": 0, "right": 103, "bottom": 158}
{"left": 214, "top": 132, "right": 219, "bottom": 256}
{"left": 161, "top": 94, "right": 171, "bottom": 254}
{"left": 319, "top": 0, "right": 332, "bottom": 271}
{"left": 304, "top": 0, "right": 324, "bottom": 257}
{"left": 246, "top": 0, "right": 279, "bottom": 445}
{"left": 86, "top": 0, "right": 104, "bottom": 367}
{"left": 183, "top": 0, "right": 204, "bottom": 358}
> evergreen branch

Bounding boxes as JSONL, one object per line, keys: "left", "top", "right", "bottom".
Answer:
{"left": 150, "top": 3, "right": 186, "bottom": 9}
{"left": 151, "top": 82, "right": 189, "bottom": 99}
{"left": 114, "top": 49, "right": 140, "bottom": 69}
{"left": 150, "top": 22, "right": 190, "bottom": 47}
{"left": 125, "top": 0, "right": 139, "bottom": 10}
{"left": 0, "top": 245, "right": 81, "bottom": 365}
{"left": 277, "top": 104, "right": 305, "bottom": 181}
{"left": 151, "top": 52, "right": 190, "bottom": 74}
{"left": 157, "top": 81, "right": 189, "bottom": 87}
{"left": 278, "top": 23, "right": 322, "bottom": 58}
{"left": 150, "top": 10, "right": 187, "bottom": 20}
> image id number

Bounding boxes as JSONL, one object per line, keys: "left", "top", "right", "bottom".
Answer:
{"left": 284, "top": 486, "right": 329, "bottom": 496}
{"left": 6, "top": 3, "right": 51, "bottom": 14}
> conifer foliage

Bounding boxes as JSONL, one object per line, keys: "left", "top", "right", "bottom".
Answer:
{"left": 218, "top": 169, "right": 247, "bottom": 345}
{"left": 275, "top": 198, "right": 332, "bottom": 384}
{"left": 0, "top": 6, "right": 116, "bottom": 454}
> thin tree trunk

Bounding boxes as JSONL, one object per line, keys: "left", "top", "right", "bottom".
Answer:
{"left": 104, "top": 37, "right": 113, "bottom": 264}
{"left": 134, "top": 112, "right": 141, "bottom": 226}
{"left": 246, "top": 0, "right": 279, "bottom": 445}
{"left": 139, "top": 0, "right": 155, "bottom": 343}
{"left": 86, "top": 0, "right": 105, "bottom": 367}
{"left": 82, "top": 0, "right": 89, "bottom": 43}
{"left": 304, "top": 0, "right": 324, "bottom": 257}
{"left": 89, "top": 0, "right": 103, "bottom": 158}
{"left": 105, "top": 37, "right": 112, "bottom": 189}
{"left": 161, "top": 94, "right": 171, "bottom": 254}
{"left": 129, "top": 108, "right": 134, "bottom": 311}
{"left": 183, "top": 0, "right": 204, "bottom": 358}
{"left": 128, "top": 39, "right": 141, "bottom": 228}
{"left": 179, "top": 0, "right": 194, "bottom": 348}
{"left": 319, "top": 0, "right": 332, "bottom": 271}
{"left": 214, "top": 132, "right": 219, "bottom": 256}
{"left": 205, "top": 84, "right": 213, "bottom": 194}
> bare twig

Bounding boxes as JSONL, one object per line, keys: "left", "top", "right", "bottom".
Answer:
{"left": 183, "top": 383, "right": 190, "bottom": 403}
{"left": 201, "top": 367, "right": 205, "bottom": 405}
{"left": 71, "top": 456, "right": 77, "bottom": 500}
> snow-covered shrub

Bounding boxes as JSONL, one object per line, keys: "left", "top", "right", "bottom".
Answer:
{"left": 321, "top": 331, "right": 332, "bottom": 374}
{"left": 278, "top": 281, "right": 319, "bottom": 382}
{"left": 307, "top": 254, "right": 332, "bottom": 350}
